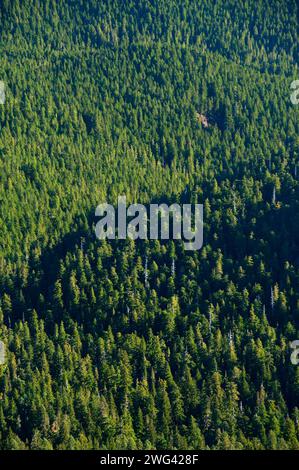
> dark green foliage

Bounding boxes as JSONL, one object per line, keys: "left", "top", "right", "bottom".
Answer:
{"left": 0, "top": 0, "right": 298, "bottom": 450}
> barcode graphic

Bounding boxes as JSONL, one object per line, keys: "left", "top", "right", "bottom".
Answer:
{"left": 0, "top": 81, "right": 5, "bottom": 104}
{"left": 0, "top": 341, "right": 5, "bottom": 365}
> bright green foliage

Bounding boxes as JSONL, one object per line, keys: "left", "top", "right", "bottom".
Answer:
{"left": 0, "top": 0, "right": 298, "bottom": 450}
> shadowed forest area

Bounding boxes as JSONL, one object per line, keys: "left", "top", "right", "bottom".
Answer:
{"left": 0, "top": 0, "right": 299, "bottom": 450}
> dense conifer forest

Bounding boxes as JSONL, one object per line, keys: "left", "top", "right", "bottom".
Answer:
{"left": 0, "top": 0, "right": 299, "bottom": 450}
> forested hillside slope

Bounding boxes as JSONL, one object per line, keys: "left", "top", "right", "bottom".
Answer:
{"left": 0, "top": 0, "right": 298, "bottom": 450}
